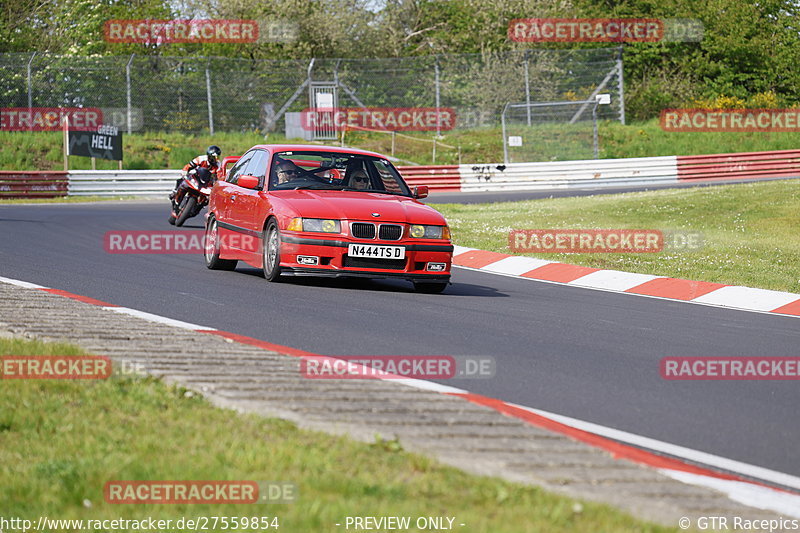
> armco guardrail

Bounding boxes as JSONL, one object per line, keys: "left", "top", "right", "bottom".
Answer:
{"left": 677, "top": 150, "right": 800, "bottom": 182}
{"left": 0, "top": 171, "right": 68, "bottom": 199}
{"left": 396, "top": 165, "right": 461, "bottom": 192}
{"left": 457, "top": 156, "right": 678, "bottom": 192}
{"left": 69, "top": 170, "right": 175, "bottom": 196}
{"left": 7, "top": 149, "right": 800, "bottom": 198}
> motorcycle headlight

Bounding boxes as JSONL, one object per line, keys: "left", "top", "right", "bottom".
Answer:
{"left": 298, "top": 218, "right": 341, "bottom": 233}
{"left": 409, "top": 224, "right": 449, "bottom": 239}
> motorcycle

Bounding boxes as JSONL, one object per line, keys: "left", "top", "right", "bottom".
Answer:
{"left": 169, "top": 167, "right": 214, "bottom": 227}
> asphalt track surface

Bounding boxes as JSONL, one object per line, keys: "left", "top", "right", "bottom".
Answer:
{"left": 1, "top": 200, "right": 799, "bottom": 482}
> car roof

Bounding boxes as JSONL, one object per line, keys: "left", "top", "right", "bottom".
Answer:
{"left": 248, "top": 144, "right": 386, "bottom": 158}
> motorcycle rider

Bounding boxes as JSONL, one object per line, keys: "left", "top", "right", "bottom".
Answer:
{"left": 170, "top": 145, "right": 222, "bottom": 203}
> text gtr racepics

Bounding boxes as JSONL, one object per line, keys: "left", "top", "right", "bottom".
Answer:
{"left": 203, "top": 145, "right": 453, "bottom": 293}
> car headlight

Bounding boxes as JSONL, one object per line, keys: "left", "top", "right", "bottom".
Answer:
{"left": 288, "top": 218, "right": 341, "bottom": 233}
{"left": 409, "top": 224, "right": 450, "bottom": 239}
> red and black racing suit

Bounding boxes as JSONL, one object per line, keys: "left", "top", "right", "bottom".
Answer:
{"left": 172, "top": 155, "right": 221, "bottom": 205}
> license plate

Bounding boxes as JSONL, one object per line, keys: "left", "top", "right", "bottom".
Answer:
{"left": 348, "top": 244, "right": 405, "bottom": 259}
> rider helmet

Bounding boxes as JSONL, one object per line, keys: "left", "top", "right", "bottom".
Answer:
{"left": 206, "top": 145, "right": 221, "bottom": 165}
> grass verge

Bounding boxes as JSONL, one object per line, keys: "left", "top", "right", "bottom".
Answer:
{"left": 437, "top": 179, "right": 800, "bottom": 293}
{"left": 0, "top": 337, "right": 673, "bottom": 532}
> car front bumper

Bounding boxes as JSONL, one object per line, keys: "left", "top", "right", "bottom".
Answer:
{"left": 280, "top": 233, "right": 453, "bottom": 281}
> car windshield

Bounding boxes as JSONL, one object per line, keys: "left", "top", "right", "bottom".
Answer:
{"left": 268, "top": 151, "right": 412, "bottom": 196}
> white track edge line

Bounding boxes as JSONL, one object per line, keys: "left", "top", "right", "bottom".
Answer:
{"left": 0, "top": 276, "right": 47, "bottom": 289}
{"left": 658, "top": 469, "right": 800, "bottom": 518}
{"left": 102, "top": 307, "right": 216, "bottom": 331}
{"left": 511, "top": 402, "right": 800, "bottom": 492}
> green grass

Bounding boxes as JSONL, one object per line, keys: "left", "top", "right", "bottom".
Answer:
{"left": 438, "top": 179, "right": 800, "bottom": 293}
{"left": 0, "top": 337, "right": 674, "bottom": 532}
{"left": 599, "top": 120, "right": 800, "bottom": 159}
{"left": 5, "top": 118, "right": 800, "bottom": 170}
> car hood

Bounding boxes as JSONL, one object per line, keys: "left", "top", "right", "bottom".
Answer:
{"left": 272, "top": 190, "right": 447, "bottom": 225}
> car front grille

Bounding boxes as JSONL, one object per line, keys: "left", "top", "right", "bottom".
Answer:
{"left": 351, "top": 222, "right": 376, "bottom": 239}
{"left": 378, "top": 224, "right": 402, "bottom": 241}
{"left": 344, "top": 256, "right": 407, "bottom": 270}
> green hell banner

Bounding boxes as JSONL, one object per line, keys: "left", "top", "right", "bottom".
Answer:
{"left": 68, "top": 125, "right": 123, "bottom": 161}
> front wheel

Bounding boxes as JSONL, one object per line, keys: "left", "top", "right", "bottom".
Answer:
{"left": 175, "top": 196, "right": 196, "bottom": 227}
{"left": 262, "top": 219, "right": 282, "bottom": 282}
{"left": 204, "top": 217, "right": 238, "bottom": 271}
{"left": 413, "top": 281, "right": 448, "bottom": 294}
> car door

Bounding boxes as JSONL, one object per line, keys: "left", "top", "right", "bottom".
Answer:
{"left": 228, "top": 149, "right": 268, "bottom": 253}
{"left": 215, "top": 150, "right": 254, "bottom": 247}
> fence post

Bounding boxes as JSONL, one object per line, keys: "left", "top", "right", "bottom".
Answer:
{"left": 62, "top": 116, "right": 68, "bottom": 171}
{"left": 434, "top": 57, "right": 441, "bottom": 138}
{"left": 432, "top": 138, "right": 437, "bottom": 164}
{"left": 524, "top": 51, "right": 531, "bottom": 126}
{"left": 206, "top": 64, "right": 214, "bottom": 135}
{"left": 126, "top": 54, "right": 135, "bottom": 135}
{"left": 616, "top": 47, "right": 625, "bottom": 125}
{"left": 27, "top": 52, "right": 36, "bottom": 132}
{"left": 592, "top": 101, "right": 599, "bottom": 159}
{"left": 391, "top": 131, "right": 396, "bottom": 156}
{"left": 501, "top": 103, "right": 509, "bottom": 165}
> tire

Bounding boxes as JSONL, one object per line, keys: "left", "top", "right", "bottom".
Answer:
{"left": 175, "top": 196, "right": 196, "bottom": 227}
{"left": 204, "top": 217, "right": 238, "bottom": 271}
{"left": 413, "top": 281, "right": 448, "bottom": 294}
{"left": 262, "top": 219, "right": 282, "bottom": 282}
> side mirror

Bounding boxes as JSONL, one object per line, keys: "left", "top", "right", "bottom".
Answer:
{"left": 414, "top": 185, "right": 429, "bottom": 199}
{"left": 238, "top": 175, "right": 259, "bottom": 190}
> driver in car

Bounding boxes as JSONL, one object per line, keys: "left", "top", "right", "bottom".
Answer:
{"left": 275, "top": 161, "right": 303, "bottom": 185}
{"left": 349, "top": 169, "right": 371, "bottom": 190}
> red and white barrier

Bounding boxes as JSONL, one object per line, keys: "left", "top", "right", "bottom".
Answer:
{"left": 456, "top": 156, "right": 678, "bottom": 192}
{"left": 452, "top": 245, "right": 800, "bottom": 318}
{"left": 398, "top": 149, "right": 800, "bottom": 193}
{"left": 0, "top": 171, "right": 68, "bottom": 199}
{"left": 677, "top": 149, "right": 800, "bottom": 183}
{"left": 396, "top": 165, "right": 461, "bottom": 192}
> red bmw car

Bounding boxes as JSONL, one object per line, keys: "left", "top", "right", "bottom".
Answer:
{"left": 203, "top": 145, "right": 453, "bottom": 293}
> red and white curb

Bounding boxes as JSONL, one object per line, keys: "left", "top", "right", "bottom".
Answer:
{"left": 1, "top": 274, "right": 799, "bottom": 517}
{"left": 452, "top": 246, "right": 800, "bottom": 318}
